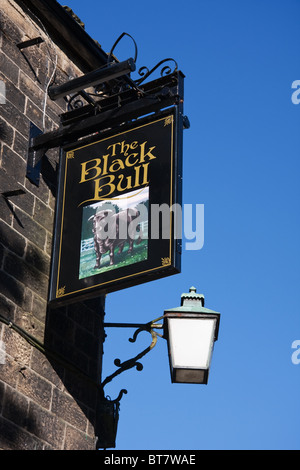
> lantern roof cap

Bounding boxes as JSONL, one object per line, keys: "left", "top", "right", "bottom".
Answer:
{"left": 180, "top": 286, "right": 205, "bottom": 306}
{"left": 164, "top": 287, "right": 220, "bottom": 316}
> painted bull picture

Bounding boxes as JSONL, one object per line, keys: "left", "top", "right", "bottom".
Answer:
{"left": 88, "top": 208, "right": 142, "bottom": 269}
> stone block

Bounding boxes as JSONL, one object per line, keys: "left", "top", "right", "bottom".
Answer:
{"left": 0, "top": 75, "right": 26, "bottom": 113}
{"left": 12, "top": 208, "right": 46, "bottom": 250}
{"left": 0, "top": 220, "right": 26, "bottom": 257}
{"left": 12, "top": 129, "right": 28, "bottom": 161}
{"left": 24, "top": 174, "right": 50, "bottom": 205}
{"left": 3, "top": 326, "right": 31, "bottom": 367}
{"left": 30, "top": 347, "right": 63, "bottom": 389}
{"left": 64, "top": 424, "right": 95, "bottom": 450}
{"left": 31, "top": 292, "right": 47, "bottom": 324}
{"left": 51, "top": 387, "right": 88, "bottom": 431}
{"left": 0, "top": 100, "right": 29, "bottom": 137}
{"left": 1, "top": 144, "right": 27, "bottom": 185}
{"left": 0, "top": 294, "right": 16, "bottom": 322}
{"left": 0, "top": 268, "right": 25, "bottom": 307}
{"left": 2, "top": 386, "right": 29, "bottom": 427}
{"left": 0, "top": 9, "right": 23, "bottom": 43}
{"left": 0, "top": 117, "right": 14, "bottom": 147}
{"left": 27, "top": 401, "right": 66, "bottom": 448}
{"left": 0, "top": 416, "right": 45, "bottom": 450}
{"left": 4, "top": 251, "right": 48, "bottom": 298}
{"left": 25, "top": 241, "right": 50, "bottom": 276}
{"left": 0, "top": 53, "right": 19, "bottom": 84}
{"left": 8, "top": 190, "right": 35, "bottom": 219}
{"left": 19, "top": 71, "right": 45, "bottom": 111}
{"left": 17, "top": 367, "right": 52, "bottom": 410}
{"left": 0, "top": 352, "right": 19, "bottom": 388}
{"left": 33, "top": 197, "right": 54, "bottom": 232}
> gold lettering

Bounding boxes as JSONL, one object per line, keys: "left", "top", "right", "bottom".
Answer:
{"left": 102, "top": 153, "right": 109, "bottom": 176}
{"left": 107, "top": 142, "right": 119, "bottom": 156}
{"left": 107, "top": 140, "right": 130, "bottom": 156}
{"left": 80, "top": 158, "right": 102, "bottom": 183}
{"left": 109, "top": 158, "right": 125, "bottom": 173}
{"left": 107, "top": 139, "right": 140, "bottom": 157}
{"left": 116, "top": 173, "right": 133, "bottom": 192}
{"left": 141, "top": 162, "right": 150, "bottom": 185}
{"left": 93, "top": 174, "right": 115, "bottom": 200}
{"left": 125, "top": 153, "right": 139, "bottom": 167}
{"left": 139, "top": 141, "right": 156, "bottom": 163}
{"left": 121, "top": 141, "right": 131, "bottom": 156}
{"left": 78, "top": 137, "right": 157, "bottom": 206}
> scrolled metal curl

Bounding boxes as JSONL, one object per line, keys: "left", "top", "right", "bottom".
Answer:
{"left": 135, "top": 58, "right": 178, "bottom": 85}
{"left": 66, "top": 92, "right": 85, "bottom": 111}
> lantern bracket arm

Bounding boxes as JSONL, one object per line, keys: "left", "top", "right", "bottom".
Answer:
{"left": 101, "top": 317, "right": 165, "bottom": 391}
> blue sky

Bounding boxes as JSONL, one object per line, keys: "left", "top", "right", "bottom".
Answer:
{"left": 59, "top": 0, "right": 300, "bottom": 450}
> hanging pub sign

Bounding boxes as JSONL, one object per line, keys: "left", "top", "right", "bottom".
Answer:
{"left": 49, "top": 107, "right": 183, "bottom": 305}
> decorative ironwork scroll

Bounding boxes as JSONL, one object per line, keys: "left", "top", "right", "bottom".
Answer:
{"left": 65, "top": 31, "right": 178, "bottom": 111}
{"left": 101, "top": 317, "right": 164, "bottom": 391}
{"left": 135, "top": 58, "right": 178, "bottom": 86}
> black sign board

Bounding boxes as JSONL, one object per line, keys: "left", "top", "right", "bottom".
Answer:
{"left": 49, "top": 107, "right": 182, "bottom": 305}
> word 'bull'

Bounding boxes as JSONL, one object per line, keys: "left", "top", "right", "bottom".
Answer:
{"left": 88, "top": 209, "right": 141, "bottom": 268}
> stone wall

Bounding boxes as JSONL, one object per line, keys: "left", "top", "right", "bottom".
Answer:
{"left": 0, "top": 0, "right": 105, "bottom": 450}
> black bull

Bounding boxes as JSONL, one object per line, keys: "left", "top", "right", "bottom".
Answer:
{"left": 88, "top": 209, "right": 142, "bottom": 268}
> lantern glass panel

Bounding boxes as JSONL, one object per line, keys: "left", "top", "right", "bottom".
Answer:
{"left": 168, "top": 317, "right": 217, "bottom": 370}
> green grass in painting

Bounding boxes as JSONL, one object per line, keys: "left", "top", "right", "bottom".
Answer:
{"left": 79, "top": 239, "right": 148, "bottom": 279}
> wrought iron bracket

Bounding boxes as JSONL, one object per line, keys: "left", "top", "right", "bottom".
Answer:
{"left": 97, "top": 316, "right": 166, "bottom": 449}
{"left": 27, "top": 71, "right": 185, "bottom": 155}
{"left": 101, "top": 316, "right": 165, "bottom": 394}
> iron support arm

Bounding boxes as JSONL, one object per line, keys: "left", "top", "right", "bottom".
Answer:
{"left": 101, "top": 317, "right": 165, "bottom": 390}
